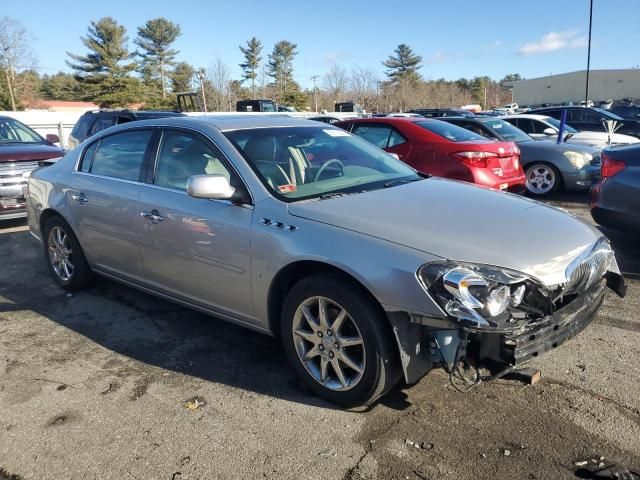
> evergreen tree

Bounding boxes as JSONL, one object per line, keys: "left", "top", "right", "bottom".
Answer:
{"left": 135, "top": 18, "right": 181, "bottom": 98}
{"left": 170, "top": 61, "right": 195, "bottom": 93}
{"left": 267, "top": 40, "right": 297, "bottom": 101}
{"left": 382, "top": 44, "right": 423, "bottom": 83}
{"left": 239, "top": 37, "right": 262, "bottom": 99}
{"left": 66, "top": 17, "right": 140, "bottom": 107}
{"left": 40, "top": 72, "right": 86, "bottom": 101}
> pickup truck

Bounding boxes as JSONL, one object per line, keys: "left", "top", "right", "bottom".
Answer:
{"left": 1, "top": 116, "right": 64, "bottom": 221}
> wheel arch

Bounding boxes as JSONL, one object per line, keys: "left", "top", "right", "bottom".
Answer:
{"left": 267, "top": 260, "right": 390, "bottom": 339}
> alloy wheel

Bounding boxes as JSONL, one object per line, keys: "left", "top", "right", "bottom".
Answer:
{"left": 292, "top": 296, "right": 366, "bottom": 391}
{"left": 526, "top": 164, "right": 556, "bottom": 195}
{"left": 48, "top": 226, "right": 74, "bottom": 282}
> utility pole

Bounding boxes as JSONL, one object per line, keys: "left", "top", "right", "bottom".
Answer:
{"left": 197, "top": 69, "right": 208, "bottom": 112}
{"left": 585, "top": 0, "right": 594, "bottom": 105}
{"left": 310, "top": 75, "right": 319, "bottom": 112}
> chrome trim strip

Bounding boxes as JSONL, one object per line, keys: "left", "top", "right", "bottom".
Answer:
{"left": 138, "top": 239, "right": 245, "bottom": 273}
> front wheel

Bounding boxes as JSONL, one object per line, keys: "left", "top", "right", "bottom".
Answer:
{"left": 525, "top": 163, "right": 561, "bottom": 196}
{"left": 281, "top": 274, "right": 401, "bottom": 408}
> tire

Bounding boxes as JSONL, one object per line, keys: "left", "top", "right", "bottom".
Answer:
{"left": 43, "top": 215, "right": 93, "bottom": 291}
{"left": 525, "top": 163, "right": 561, "bottom": 196}
{"left": 280, "top": 273, "right": 401, "bottom": 408}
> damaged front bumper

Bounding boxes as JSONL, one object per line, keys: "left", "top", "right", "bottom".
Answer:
{"left": 388, "top": 275, "right": 622, "bottom": 385}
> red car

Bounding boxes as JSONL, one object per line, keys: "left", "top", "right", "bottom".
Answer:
{"left": 336, "top": 117, "right": 526, "bottom": 193}
{"left": 1, "top": 116, "right": 64, "bottom": 221}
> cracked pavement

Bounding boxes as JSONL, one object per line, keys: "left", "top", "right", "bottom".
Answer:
{"left": 1, "top": 192, "right": 639, "bottom": 479}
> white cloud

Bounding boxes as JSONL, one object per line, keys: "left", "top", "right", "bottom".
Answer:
{"left": 425, "top": 51, "right": 458, "bottom": 64}
{"left": 518, "top": 29, "right": 587, "bottom": 55}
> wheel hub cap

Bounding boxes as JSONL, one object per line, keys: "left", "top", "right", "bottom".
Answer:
{"left": 292, "top": 296, "right": 366, "bottom": 392}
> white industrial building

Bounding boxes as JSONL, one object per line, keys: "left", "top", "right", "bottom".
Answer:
{"left": 511, "top": 69, "right": 640, "bottom": 106}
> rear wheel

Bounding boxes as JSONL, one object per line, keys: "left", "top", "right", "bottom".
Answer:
{"left": 525, "top": 163, "right": 561, "bottom": 196}
{"left": 281, "top": 274, "right": 401, "bottom": 408}
{"left": 43, "top": 216, "right": 93, "bottom": 291}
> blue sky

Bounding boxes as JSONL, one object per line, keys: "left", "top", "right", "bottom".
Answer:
{"left": 5, "top": 0, "right": 640, "bottom": 88}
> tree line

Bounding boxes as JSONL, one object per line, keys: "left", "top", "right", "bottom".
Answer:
{"left": 0, "top": 15, "right": 522, "bottom": 112}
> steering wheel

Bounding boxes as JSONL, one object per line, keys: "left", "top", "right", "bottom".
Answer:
{"left": 314, "top": 159, "right": 345, "bottom": 182}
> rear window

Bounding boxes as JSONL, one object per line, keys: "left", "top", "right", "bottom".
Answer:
{"left": 415, "top": 120, "right": 486, "bottom": 142}
{"left": 71, "top": 116, "right": 94, "bottom": 140}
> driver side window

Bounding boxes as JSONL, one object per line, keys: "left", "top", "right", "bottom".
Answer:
{"left": 154, "top": 130, "right": 232, "bottom": 191}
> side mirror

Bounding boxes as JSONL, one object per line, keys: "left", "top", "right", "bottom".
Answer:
{"left": 46, "top": 133, "right": 60, "bottom": 144}
{"left": 186, "top": 174, "right": 236, "bottom": 200}
{"left": 543, "top": 127, "right": 556, "bottom": 136}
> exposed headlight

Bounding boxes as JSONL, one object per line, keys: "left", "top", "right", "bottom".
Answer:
{"left": 418, "top": 262, "right": 553, "bottom": 332}
{"left": 564, "top": 151, "right": 591, "bottom": 169}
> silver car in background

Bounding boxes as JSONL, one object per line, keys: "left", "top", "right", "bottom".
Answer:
{"left": 26, "top": 116, "right": 625, "bottom": 407}
{"left": 441, "top": 116, "right": 602, "bottom": 196}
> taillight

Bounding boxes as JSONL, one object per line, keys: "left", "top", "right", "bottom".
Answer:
{"left": 601, "top": 152, "right": 626, "bottom": 179}
{"left": 450, "top": 151, "right": 497, "bottom": 168}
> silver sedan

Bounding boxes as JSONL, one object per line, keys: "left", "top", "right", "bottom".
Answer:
{"left": 26, "top": 116, "right": 625, "bottom": 407}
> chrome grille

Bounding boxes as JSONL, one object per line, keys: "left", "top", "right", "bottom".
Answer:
{"left": 0, "top": 161, "right": 40, "bottom": 187}
{"left": 564, "top": 238, "right": 613, "bottom": 296}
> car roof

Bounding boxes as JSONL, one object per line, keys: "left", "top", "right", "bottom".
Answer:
{"left": 99, "top": 114, "right": 328, "bottom": 132}
{"left": 339, "top": 117, "right": 430, "bottom": 124}
{"left": 500, "top": 114, "right": 550, "bottom": 120}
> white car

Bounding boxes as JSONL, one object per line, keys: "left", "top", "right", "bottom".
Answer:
{"left": 500, "top": 114, "right": 639, "bottom": 149}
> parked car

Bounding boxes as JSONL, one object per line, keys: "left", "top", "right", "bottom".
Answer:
{"left": 335, "top": 117, "right": 525, "bottom": 193}
{"left": 441, "top": 116, "right": 601, "bottom": 196}
{"left": 68, "top": 110, "right": 185, "bottom": 149}
{"left": 501, "top": 114, "right": 639, "bottom": 148}
{"left": 529, "top": 106, "right": 640, "bottom": 139}
{"left": 409, "top": 108, "right": 475, "bottom": 118}
{"left": 610, "top": 105, "right": 640, "bottom": 120}
{"left": 26, "top": 116, "right": 625, "bottom": 407}
{"left": 0, "top": 116, "right": 65, "bottom": 221}
{"left": 308, "top": 115, "right": 343, "bottom": 124}
{"left": 278, "top": 105, "right": 297, "bottom": 112}
{"left": 590, "top": 143, "right": 640, "bottom": 234}
{"left": 372, "top": 113, "right": 423, "bottom": 118}
{"left": 236, "top": 99, "right": 277, "bottom": 113}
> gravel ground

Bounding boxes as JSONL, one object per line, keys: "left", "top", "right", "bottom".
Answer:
{"left": 1, "top": 192, "right": 639, "bottom": 480}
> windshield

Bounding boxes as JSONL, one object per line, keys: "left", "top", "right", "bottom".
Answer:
{"left": 224, "top": 126, "right": 421, "bottom": 202}
{"left": 544, "top": 117, "right": 578, "bottom": 133}
{"left": 480, "top": 119, "right": 531, "bottom": 142}
{"left": 0, "top": 117, "right": 44, "bottom": 144}
{"left": 414, "top": 120, "right": 486, "bottom": 142}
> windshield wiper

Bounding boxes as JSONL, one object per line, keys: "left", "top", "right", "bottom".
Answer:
{"left": 318, "top": 190, "right": 366, "bottom": 200}
{"left": 383, "top": 177, "right": 425, "bottom": 188}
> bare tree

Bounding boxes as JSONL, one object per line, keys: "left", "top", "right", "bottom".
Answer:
{"left": 0, "top": 17, "right": 36, "bottom": 111}
{"left": 349, "top": 67, "right": 377, "bottom": 111}
{"left": 322, "top": 64, "right": 348, "bottom": 105}
{"left": 206, "top": 58, "right": 230, "bottom": 111}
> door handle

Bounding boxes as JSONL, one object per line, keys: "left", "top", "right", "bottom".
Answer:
{"left": 71, "top": 193, "right": 88, "bottom": 205}
{"left": 140, "top": 209, "right": 164, "bottom": 223}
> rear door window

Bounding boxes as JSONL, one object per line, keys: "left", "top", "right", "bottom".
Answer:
{"left": 90, "top": 130, "right": 153, "bottom": 181}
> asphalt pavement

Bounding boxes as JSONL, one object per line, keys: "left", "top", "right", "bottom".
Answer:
{"left": 1, "top": 192, "right": 638, "bottom": 480}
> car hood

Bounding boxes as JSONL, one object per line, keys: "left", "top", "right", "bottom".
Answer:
{"left": 0, "top": 143, "right": 64, "bottom": 162}
{"left": 288, "top": 178, "right": 602, "bottom": 287}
